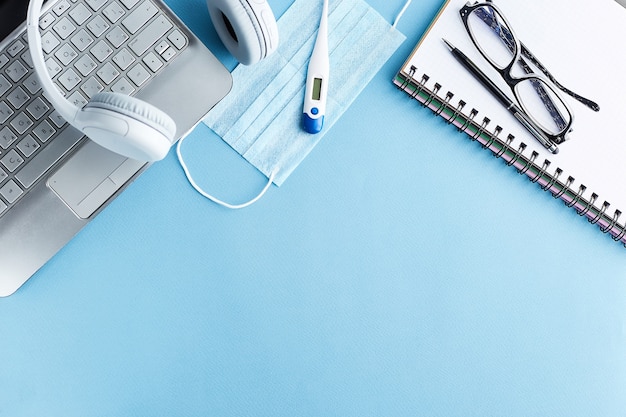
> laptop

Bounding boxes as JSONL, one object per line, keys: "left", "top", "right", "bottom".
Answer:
{"left": 0, "top": 0, "right": 233, "bottom": 296}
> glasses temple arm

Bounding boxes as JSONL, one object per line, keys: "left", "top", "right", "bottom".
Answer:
{"left": 474, "top": 7, "right": 599, "bottom": 112}
{"left": 520, "top": 43, "right": 599, "bottom": 112}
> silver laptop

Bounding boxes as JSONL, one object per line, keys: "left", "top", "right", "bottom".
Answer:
{"left": 0, "top": 0, "right": 233, "bottom": 296}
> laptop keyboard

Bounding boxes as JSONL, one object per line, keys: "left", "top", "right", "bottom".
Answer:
{"left": 0, "top": 0, "right": 188, "bottom": 217}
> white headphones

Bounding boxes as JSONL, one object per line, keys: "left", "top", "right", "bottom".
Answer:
{"left": 207, "top": 0, "right": 279, "bottom": 65}
{"left": 26, "top": 0, "right": 279, "bottom": 162}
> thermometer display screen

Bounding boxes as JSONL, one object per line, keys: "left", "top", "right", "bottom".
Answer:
{"left": 312, "top": 78, "right": 323, "bottom": 101}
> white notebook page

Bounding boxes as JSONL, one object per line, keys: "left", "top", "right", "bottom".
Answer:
{"left": 399, "top": 0, "right": 626, "bottom": 224}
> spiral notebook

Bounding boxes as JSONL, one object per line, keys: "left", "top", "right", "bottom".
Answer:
{"left": 394, "top": 0, "right": 626, "bottom": 246}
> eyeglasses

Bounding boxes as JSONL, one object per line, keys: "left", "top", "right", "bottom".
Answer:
{"left": 459, "top": 1, "right": 598, "bottom": 145}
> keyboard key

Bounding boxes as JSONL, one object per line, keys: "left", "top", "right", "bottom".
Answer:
{"left": 111, "top": 77, "right": 135, "bottom": 94}
{"left": 5, "top": 60, "right": 28, "bottom": 82}
{"left": 87, "top": 15, "right": 110, "bottom": 37}
{"left": 0, "top": 101, "right": 13, "bottom": 124}
{"left": 69, "top": 3, "right": 92, "bottom": 25}
{"left": 113, "top": 48, "right": 135, "bottom": 71}
{"left": 91, "top": 40, "right": 113, "bottom": 62}
{"left": 106, "top": 26, "right": 130, "bottom": 48}
{"left": 59, "top": 68, "right": 81, "bottom": 90}
{"left": 71, "top": 29, "right": 95, "bottom": 52}
{"left": 142, "top": 52, "right": 162, "bottom": 72}
{"left": 128, "top": 14, "right": 172, "bottom": 56}
{"left": 74, "top": 54, "right": 98, "bottom": 76}
{"left": 167, "top": 30, "right": 187, "bottom": 50}
{"left": 48, "top": 110, "right": 67, "bottom": 128}
{"left": 0, "top": 127, "right": 17, "bottom": 149}
{"left": 127, "top": 63, "right": 150, "bottom": 86}
{"left": 17, "top": 135, "right": 41, "bottom": 158}
{"left": 45, "top": 57, "right": 63, "bottom": 78}
{"left": 7, "top": 40, "right": 25, "bottom": 57}
{"left": 122, "top": 0, "right": 158, "bottom": 34}
{"left": 120, "top": 0, "right": 141, "bottom": 9}
{"left": 54, "top": 43, "right": 79, "bottom": 66}
{"left": 103, "top": 2, "right": 126, "bottom": 23}
{"left": 154, "top": 40, "right": 169, "bottom": 55}
{"left": 53, "top": 0, "right": 71, "bottom": 16}
{"left": 7, "top": 86, "right": 29, "bottom": 109}
{"left": 41, "top": 32, "right": 61, "bottom": 54}
{"left": 26, "top": 97, "right": 50, "bottom": 120}
{"left": 52, "top": 17, "right": 77, "bottom": 40}
{"left": 39, "top": 13, "right": 56, "bottom": 30}
{"left": 0, "top": 74, "right": 10, "bottom": 96}
{"left": 1, "top": 150, "right": 25, "bottom": 173}
{"left": 0, "top": 180, "right": 23, "bottom": 204}
{"left": 10, "top": 113, "right": 34, "bottom": 135}
{"left": 23, "top": 73, "right": 43, "bottom": 94}
{"left": 67, "top": 91, "right": 88, "bottom": 107}
{"left": 81, "top": 76, "right": 104, "bottom": 98}
{"left": 97, "top": 62, "right": 120, "bottom": 84}
{"left": 33, "top": 120, "right": 56, "bottom": 143}
{"left": 20, "top": 51, "right": 34, "bottom": 69}
{"left": 161, "top": 47, "right": 176, "bottom": 62}
{"left": 86, "top": 0, "right": 109, "bottom": 12}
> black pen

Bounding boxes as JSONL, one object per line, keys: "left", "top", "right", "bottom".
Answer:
{"left": 442, "top": 38, "right": 559, "bottom": 154}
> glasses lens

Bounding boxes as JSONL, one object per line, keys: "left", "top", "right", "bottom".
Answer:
{"left": 467, "top": 5, "right": 516, "bottom": 70}
{"left": 515, "top": 77, "right": 571, "bottom": 137}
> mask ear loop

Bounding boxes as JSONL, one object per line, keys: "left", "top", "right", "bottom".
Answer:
{"left": 392, "top": 0, "right": 412, "bottom": 29}
{"left": 176, "top": 135, "right": 277, "bottom": 209}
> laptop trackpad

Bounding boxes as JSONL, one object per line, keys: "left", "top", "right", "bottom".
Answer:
{"left": 48, "top": 141, "right": 144, "bottom": 219}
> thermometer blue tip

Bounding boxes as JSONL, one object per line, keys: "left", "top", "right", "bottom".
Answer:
{"left": 303, "top": 113, "right": 324, "bottom": 134}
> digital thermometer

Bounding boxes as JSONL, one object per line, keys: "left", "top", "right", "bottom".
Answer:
{"left": 302, "top": 0, "right": 329, "bottom": 134}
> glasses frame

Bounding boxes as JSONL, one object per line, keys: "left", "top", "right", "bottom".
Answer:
{"left": 459, "top": 0, "right": 574, "bottom": 144}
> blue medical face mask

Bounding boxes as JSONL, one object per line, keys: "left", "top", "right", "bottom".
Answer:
{"left": 178, "top": 0, "right": 406, "bottom": 207}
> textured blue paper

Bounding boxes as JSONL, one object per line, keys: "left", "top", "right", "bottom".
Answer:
{"left": 1, "top": 0, "right": 625, "bottom": 416}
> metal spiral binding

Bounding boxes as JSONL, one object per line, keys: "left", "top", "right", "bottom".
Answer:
{"left": 424, "top": 83, "right": 441, "bottom": 107}
{"left": 566, "top": 184, "right": 586, "bottom": 208}
{"left": 602, "top": 210, "right": 621, "bottom": 234}
{"left": 542, "top": 168, "right": 562, "bottom": 191}
{"left": 472, "top": 117, "right": 490, "bottom": 141}
{"left": 518, "top": 151, "right": 538, "bottom": 175}
{"left": 530, "top": 159, "right": 550, "bottom": 183}
{"left": 553, "top": 176, "right": 574, "bottom": 199}
{"left": 612, "top": 217, "right": 626, "bottom": 241}
{"left": 398, "top": 66, "right": 416, "bottom": 90}
{"left": 506, "top": 143, "right": 526, "bottom": 167}
{"left": 411, "top": 74, "right": 430, "bottom": 100}
{"left": 484, "top": 125, "right": 501, "bottom": 149}
{"left": 577, "top": 193, "right": 598, "bottom": 217}
{"left": 494, "top": 134, "right": 513, "bottom": 159}
{"left": 435, "top": 92, "right": 454, "bottom": 116}
{"left": 393, "top": 68, "right": 626, "bottom": 246}
{"left": 589, "top": 201, "right": 610, "bottom": 225}
{"left": 459, "top": 108, "right": 478, "bottom": 132}
{"left": 447, "top": 100, "right": 466, "bottom": 125}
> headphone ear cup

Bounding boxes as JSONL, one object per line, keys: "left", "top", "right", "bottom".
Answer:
{"left": 207, "top": 0, "right": 278, "bottom": 65}
{"left": 76, "top": 92, "right": 177, "bottom": 161}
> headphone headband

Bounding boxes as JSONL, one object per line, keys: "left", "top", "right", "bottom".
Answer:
{"left": 27, "top": 0, "right": 80, "bottom": 125}
{"left": 26, "top": 0, "right": 177, "bottom": 162}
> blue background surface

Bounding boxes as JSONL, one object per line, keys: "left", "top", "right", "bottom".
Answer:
{"left": 1, "top": 0, "right": 625, "bottom": 416}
